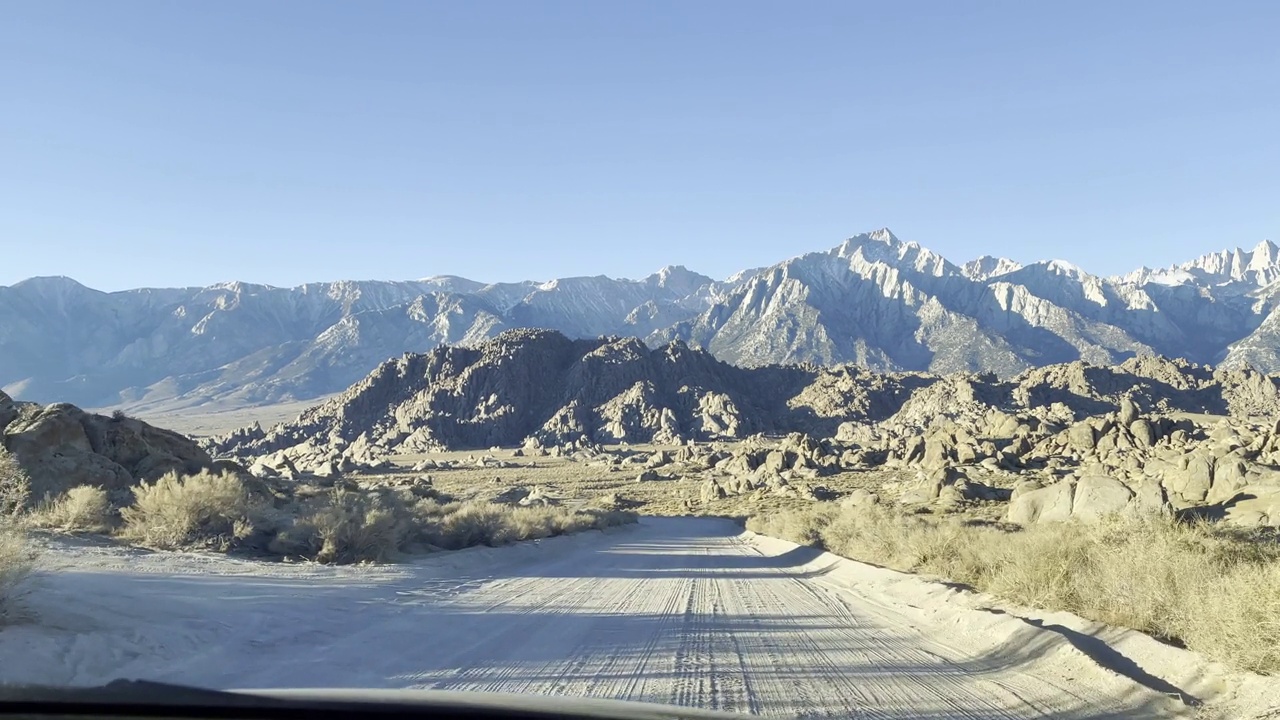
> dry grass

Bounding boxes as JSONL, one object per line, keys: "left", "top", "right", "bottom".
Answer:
{"left": 31, "top": 458, "right": 639, "bottom": 565}
{"left": 270, "top": 488, "right": 411, "bottom": 564}
{"left": 119, "top": 469, "right": 271, "bottom": 550}
{"left": 0, "top": 529, "right": 32, "bottom": 625}
{"left": 424, "top": 501, "right": 634, "bottom": 551}
{"left": 748, "top": 505, "right": 1280, "bottom": 674}
{"left": 268, "top": 488, "right": 638, "bottom": 564}
{"left": 0, "top": 450, "right": 30, "bottom": 520}
{"left": 0, "top": 451, "right": 32, "bottom": 624}
{"left": 27, "top": 486, "right": 116, "bottom": 533}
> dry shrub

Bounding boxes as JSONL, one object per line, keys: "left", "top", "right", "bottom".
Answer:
{"left": 268, "top": 490, "right": 635, "bottom": 563}
{"left": 0, "top": 529, "right": 32, "bottom": 625}
{"left": 426, "top": 502, "right": 521, "bottom": 550}
{"left": 747, "top": 504, "right": 838, "bottom": 547}
{"left": 749, "top": 504, "right": 1280, "bottom": 674}
{"left": 271, "top": 488, "right": 410, "bottom": 564}
{"left": 0, "top": 451, "right": 33, "bottom": 623}
{"left": 0, "top": 450, "right": 30, "bottom": 519}
{"left": 28, "top": 486, "right": 115, "bottom": 533}
{"left": 120, "top": 469, "right": 270, "bottom": 550}
{"left": 431, "top": 502, "right": 636, "bottom": 550}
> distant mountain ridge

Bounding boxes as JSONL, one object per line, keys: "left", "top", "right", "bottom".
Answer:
{"left": 4, "top": 228, "right": 1279, "bottom": 412}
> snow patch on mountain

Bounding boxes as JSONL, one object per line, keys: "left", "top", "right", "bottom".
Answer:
{"left": 961, "top": 256, "right": 1022, "bottom": 281}
{"left": 1117, "top": 239, "right": 1280, "bottom": 290}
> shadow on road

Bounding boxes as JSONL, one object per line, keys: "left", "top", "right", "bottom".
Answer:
{"left": 7, "top": 516, "right": 1203, "bottom": 720}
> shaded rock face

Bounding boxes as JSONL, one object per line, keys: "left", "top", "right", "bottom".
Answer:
{"left": 210, "top": 330, "right": 918, "bottom": 457}
{"left": 0, "top": 391, "right": 214, "bottom": 501}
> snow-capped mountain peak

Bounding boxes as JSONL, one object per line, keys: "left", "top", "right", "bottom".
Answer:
{"left": 961, "top": 255, "right": 1022, "bottom": 281}
{"left": 645, "top": 265, "right": 715, "bottom": 296}
{"left": 1120, "top": 238, "right": 1280, "bottom": 289}
{"left": 831, "top": 228, "right": 956, "bottom": 278}
{"left": 1044, "top": 259, "right": 1088, "bottom": 278}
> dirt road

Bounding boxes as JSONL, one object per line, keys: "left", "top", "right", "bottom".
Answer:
{"left": 1, "top": 518, "right": 1228, "bottom": 718}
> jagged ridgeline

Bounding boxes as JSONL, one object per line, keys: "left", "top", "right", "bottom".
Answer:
{"left": 208, "top": 329, "right": 1280, "bottom": 458}
{"left": 208, "top": 329, "right": 917, "bottom": 456}
{"left": 9, "top": 230, "right": 1280, "bottom": 415}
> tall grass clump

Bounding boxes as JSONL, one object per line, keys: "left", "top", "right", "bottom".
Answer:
{"left": 748, "top": 504, "right": 1280, "bottom": 674}
{"left": 0, "top": 450, "right": 33, "bottom": 624}
{"left": 28, "top": 486, "right": 115, "bottom": 533}
{"left": 120, "top": 469, "right": 271, "bottom": 550}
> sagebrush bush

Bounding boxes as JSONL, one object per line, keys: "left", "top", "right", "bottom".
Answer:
{"left": 28, "top": 486, "right": 115, "bottom": 533}
{"left": 428, "top": 502, "right": 520, "bottom": 550}
{"left": 101, "top": 459, "right": 638, "bottom": 564}
{"left": 0, "top": 450, "right": 30, "bottom": 519}
{"left": 748, "top": 505, "right": 1280, "bottom": 674}
{"left": 423, "top": 501, "right": 635, "bottom": 551}
{"left": 120, "top": 469, "right": 270, "bottom": 550}
{"left": 0, "top": 451, "right": 33, "bottom": 623}
{"left": 270, "top": 489, "right": 638, "bottom": 564}
{"left": 271, "top": 488, "right": 410, "bottom": 564}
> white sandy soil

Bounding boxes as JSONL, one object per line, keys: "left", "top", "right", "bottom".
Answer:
{"left": 2, "top": 517, "right": 1277, "bottom": 719}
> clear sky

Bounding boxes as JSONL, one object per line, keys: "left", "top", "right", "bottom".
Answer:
{"left": 3, "top": 0, "right": 1278, "bottom": 291}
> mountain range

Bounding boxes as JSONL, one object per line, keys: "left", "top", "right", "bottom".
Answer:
{"left": 4, "top": 228, "right": 1279, "bottom": 413}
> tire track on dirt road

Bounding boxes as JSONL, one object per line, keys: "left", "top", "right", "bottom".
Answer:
{"left": 6, "top": 518, "right": 1199, "bottom": 718}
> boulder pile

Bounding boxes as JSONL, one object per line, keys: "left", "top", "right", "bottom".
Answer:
{"left": 0, "top": 391, "right": 223, "bottom": 502}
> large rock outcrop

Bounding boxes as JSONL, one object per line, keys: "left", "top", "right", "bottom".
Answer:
{"left": 209, "top": 330, "right": 1280, "bottom": 464}
{"left": 0, "top": 391, "right": 214, "bottom": 501}
{"left": 208, "top": 330, "right": 919, "bottom": 457}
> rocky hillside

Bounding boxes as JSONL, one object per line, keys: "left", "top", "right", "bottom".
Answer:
{"left": 207, "top": 329, "right": 922, "bottom": 460}
{"left": 5, "top": 229, "right": 1280, "bottom": 412}
{"left": 0, "top": 390, "right": 219, "bottom": 502}
{"left": 207, "top": 330, "right": 1280, "bottom": 466}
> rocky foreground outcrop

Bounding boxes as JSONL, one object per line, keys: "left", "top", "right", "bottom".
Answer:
{"left": 0, "top": 390, "right": 217, "bottom": 501}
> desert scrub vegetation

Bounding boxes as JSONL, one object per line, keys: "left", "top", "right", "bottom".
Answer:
{"left": 269, "top": 487, "right": 638, "bottom": 563}
{"left": 424, "top": 501, "right": 632, "bottom": 551}
{"left": 27, "top": 486, "right": 116, "bottom": 534}
{"left": 748, "top": 504, "right": 1280, "bottom": 675}
{"left": 104, "top": 468, "right": 636, "bottom": 564}
{"left": 0, "top": 450, "right": 33, "bottom": 624}
{"left": 119, "top": 469, "right": 273, "bottom": 551}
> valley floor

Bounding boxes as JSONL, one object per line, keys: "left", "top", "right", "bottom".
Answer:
{"left": 3, "top": 518, "right": 1276, "bottom": 719}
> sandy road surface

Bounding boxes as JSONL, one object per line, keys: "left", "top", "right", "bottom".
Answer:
{"left": 0, "top": 518, "right": 1242, "bottom": 718}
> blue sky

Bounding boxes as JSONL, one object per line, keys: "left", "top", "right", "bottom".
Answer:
{"left": 3, "top": 0, "right": 1278, "bottom": 291}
